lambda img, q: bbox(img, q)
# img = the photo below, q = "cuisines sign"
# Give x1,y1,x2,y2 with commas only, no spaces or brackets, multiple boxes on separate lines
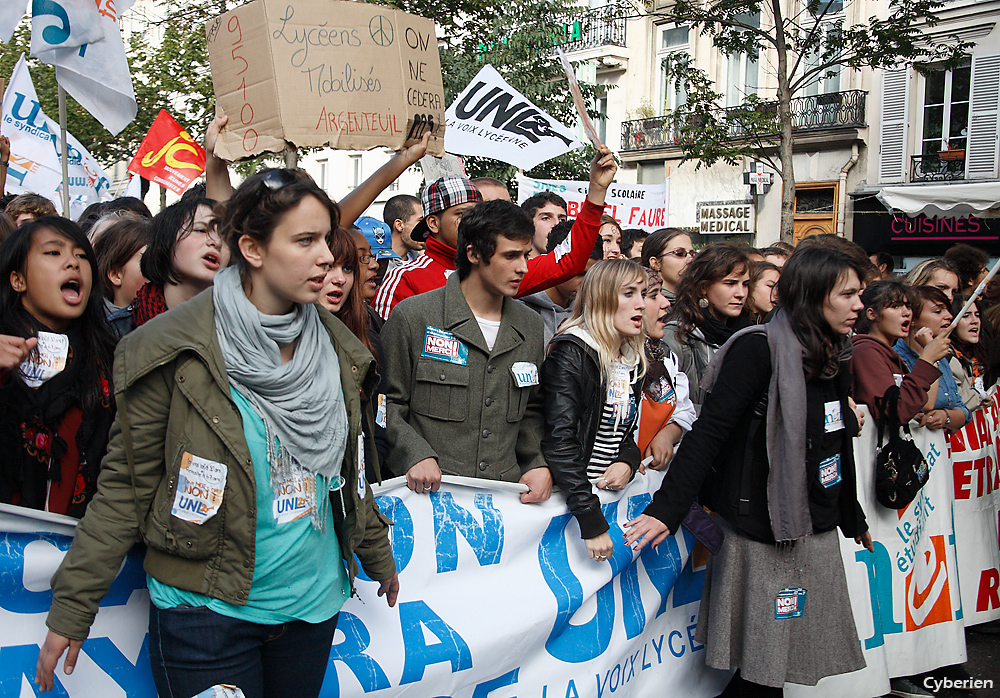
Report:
697,200,754,235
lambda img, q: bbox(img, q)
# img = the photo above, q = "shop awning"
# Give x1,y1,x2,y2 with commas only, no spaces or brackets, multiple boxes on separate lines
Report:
876,181,1000,218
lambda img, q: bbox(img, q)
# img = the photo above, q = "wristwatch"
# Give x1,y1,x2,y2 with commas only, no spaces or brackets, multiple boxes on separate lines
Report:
945,412,951,426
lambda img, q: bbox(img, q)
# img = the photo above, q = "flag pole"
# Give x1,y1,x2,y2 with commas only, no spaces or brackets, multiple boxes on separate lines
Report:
57,84,70,217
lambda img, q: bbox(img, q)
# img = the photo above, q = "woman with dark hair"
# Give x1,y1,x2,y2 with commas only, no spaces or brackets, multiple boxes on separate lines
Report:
317,226,388,477
132,190,228,327
640,228,694,303
894,285,970,431
36,169,398,698
747,260,780,322
950,296,991,413
625,245,873,697
662,241,751,412
92,217,151,339
851,280,948,423
0,217,115,517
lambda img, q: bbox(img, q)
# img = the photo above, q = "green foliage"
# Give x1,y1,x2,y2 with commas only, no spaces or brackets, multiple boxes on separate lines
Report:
654,0,973,171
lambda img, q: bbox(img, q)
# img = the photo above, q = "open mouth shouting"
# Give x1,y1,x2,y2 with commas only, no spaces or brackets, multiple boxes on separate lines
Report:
60,277,83,305
202,251,221,271
307,273,327,292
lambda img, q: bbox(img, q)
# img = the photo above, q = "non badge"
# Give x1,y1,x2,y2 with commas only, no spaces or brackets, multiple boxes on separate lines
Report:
774,588,807,619
421,326,469,366
818,454,842,488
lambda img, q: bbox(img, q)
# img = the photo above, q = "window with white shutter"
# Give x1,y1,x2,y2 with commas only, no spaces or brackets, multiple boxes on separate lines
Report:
879,67,910,183
967,53,1000,180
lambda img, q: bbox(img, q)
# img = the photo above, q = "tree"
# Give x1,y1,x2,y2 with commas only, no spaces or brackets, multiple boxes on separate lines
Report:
387,0,605,193
650,0,972,242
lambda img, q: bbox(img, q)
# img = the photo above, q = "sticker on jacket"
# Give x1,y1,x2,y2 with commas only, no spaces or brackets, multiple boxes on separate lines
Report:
824,400,844,433
171,452,227,525
375,393,387,428
774,587,807,619
193,686,246,698
357,433,366,499
818,453,842,488
272,470,317,524
421,326,469,365
511,362,539,387
19,331,69,388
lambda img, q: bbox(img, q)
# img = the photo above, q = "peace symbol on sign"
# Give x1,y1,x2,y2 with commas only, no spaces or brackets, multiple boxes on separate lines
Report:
369,15,394,46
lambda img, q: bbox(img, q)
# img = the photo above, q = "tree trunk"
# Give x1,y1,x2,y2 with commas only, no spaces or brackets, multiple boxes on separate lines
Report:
772,0,795,244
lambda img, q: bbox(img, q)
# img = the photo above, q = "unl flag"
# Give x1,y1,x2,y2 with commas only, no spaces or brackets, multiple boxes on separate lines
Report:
128,110,206,195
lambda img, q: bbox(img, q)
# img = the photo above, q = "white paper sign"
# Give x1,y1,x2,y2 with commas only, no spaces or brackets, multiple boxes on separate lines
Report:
18,331,69,388
445,64,582,170
517,172,669,232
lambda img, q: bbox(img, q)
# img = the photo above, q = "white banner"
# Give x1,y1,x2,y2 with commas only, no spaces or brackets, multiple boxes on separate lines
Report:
0,1,28,44
1,54,112,219
949,388,1000,626
790,412,966,698
36,0,137,136
30,0,105,57
445,64,582,170
516,173,669,232
0,473,732,697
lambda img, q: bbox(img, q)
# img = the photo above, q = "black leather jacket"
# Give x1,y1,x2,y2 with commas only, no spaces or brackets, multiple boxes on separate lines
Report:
541,333,643,539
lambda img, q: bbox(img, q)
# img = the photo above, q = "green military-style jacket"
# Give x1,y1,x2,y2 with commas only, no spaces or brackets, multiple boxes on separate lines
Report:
381,273,547,481
47,290,395,641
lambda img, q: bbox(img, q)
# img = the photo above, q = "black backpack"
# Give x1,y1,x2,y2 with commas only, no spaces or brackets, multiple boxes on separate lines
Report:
873,386,930,509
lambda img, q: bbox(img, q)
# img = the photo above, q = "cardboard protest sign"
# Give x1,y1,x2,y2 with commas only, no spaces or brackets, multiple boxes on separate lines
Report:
205,0,445,161
445,64,581,170
128,110,206,195
517,172,669,232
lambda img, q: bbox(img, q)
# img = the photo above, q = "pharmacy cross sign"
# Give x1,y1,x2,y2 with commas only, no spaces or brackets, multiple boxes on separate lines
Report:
744,162,772,196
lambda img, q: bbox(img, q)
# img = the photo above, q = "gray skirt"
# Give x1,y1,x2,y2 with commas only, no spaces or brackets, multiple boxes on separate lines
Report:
695,519,866,687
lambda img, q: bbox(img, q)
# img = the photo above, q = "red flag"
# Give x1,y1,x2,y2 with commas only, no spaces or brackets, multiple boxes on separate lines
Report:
128,110,206,195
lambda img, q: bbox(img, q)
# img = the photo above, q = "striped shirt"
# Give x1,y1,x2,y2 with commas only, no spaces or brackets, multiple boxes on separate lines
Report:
587,395,638,483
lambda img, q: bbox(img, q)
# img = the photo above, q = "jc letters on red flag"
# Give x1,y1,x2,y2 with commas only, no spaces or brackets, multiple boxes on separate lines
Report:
127,110,207,195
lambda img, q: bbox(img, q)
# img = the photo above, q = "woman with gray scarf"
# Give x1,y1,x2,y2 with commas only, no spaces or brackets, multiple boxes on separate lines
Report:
625,246,874,697
37,169,398,698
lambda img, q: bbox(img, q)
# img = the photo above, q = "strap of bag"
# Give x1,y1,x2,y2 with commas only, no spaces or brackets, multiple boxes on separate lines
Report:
739,390,768,516
114,391,146,537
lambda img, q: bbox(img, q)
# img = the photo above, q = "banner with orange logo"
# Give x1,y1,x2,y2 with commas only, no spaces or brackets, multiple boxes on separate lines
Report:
787,413,964,698
127,110,206,195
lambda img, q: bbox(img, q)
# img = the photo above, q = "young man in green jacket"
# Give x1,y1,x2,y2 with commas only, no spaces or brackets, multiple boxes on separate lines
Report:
381,199,553,503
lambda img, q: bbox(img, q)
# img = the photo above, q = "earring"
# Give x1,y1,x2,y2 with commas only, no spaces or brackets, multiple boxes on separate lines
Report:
698,297,709,309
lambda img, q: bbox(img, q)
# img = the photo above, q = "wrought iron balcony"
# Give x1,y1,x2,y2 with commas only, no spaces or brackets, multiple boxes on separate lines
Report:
910,152,966,182
554,3,627,52
621,90,867,151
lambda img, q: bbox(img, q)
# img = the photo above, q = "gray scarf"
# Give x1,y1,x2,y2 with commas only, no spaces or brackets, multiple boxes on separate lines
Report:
702,310,845,542
213,266,349,530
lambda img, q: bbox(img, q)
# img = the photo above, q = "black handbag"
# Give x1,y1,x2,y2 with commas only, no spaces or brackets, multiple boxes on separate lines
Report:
873,386,930,509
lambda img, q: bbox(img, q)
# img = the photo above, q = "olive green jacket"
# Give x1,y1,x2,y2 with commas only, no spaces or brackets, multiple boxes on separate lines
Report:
47,290,396,641
381,273,547,481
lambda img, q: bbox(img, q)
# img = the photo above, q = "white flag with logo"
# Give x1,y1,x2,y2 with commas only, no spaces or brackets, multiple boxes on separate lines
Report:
1,54,112,218
32,0,137,136
0,0,27,44
445,64,582,170
30,0,104,56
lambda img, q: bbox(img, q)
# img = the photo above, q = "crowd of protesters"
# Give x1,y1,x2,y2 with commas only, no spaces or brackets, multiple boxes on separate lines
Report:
0,126,996,698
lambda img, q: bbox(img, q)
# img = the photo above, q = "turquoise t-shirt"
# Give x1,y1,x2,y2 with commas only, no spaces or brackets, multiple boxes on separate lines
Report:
148,388,350,624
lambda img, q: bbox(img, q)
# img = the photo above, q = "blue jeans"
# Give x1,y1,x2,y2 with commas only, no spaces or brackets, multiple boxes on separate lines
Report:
148,604,339,698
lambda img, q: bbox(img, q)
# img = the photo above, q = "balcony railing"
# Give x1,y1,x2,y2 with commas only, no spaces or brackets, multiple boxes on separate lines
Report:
554,4,627,52
621,90,867,151
911,153,966,182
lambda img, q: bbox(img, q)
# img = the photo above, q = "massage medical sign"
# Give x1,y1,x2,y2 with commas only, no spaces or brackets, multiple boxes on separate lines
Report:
696,201,754,236
205,0,446,160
